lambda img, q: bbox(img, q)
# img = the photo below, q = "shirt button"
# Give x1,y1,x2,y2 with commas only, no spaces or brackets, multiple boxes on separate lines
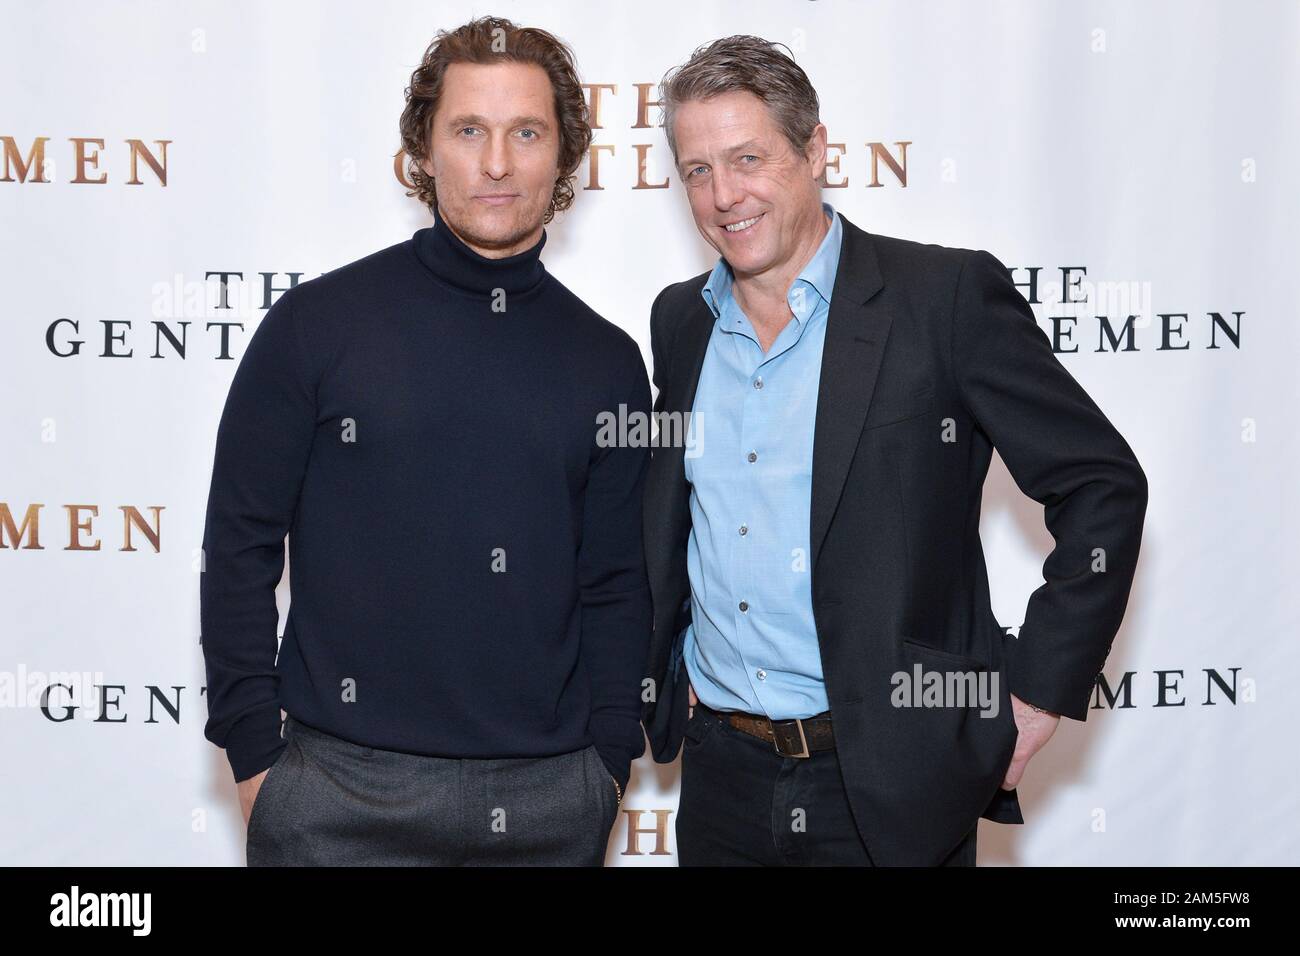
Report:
747,451,758,463
753,377,764,389
738,601,749,612
757,669,767,681
739,524,748,536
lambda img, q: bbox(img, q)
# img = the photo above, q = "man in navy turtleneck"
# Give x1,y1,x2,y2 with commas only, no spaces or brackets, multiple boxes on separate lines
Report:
199,18,651,865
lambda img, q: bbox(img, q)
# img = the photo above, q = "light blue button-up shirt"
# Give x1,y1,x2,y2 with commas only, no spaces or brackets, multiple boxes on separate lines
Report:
682,202,842,719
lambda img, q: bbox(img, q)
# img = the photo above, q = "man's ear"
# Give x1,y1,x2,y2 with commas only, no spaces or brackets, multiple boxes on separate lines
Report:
804,123,829,181
417,114,437,180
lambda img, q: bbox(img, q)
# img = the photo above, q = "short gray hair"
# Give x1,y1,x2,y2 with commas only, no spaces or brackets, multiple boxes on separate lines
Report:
660,35,821,163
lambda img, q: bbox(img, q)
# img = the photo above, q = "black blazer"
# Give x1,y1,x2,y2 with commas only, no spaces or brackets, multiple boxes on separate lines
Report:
640,210,1148,866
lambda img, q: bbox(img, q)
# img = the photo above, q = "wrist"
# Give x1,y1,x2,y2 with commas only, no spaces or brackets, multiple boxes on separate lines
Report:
1012,691,1058,718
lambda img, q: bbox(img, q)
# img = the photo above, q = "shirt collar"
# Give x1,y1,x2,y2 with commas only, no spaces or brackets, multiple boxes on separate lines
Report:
701,201,843,319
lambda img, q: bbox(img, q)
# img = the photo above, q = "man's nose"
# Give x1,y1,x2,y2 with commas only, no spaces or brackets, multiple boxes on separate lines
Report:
711,167,741,210
482,131,511,180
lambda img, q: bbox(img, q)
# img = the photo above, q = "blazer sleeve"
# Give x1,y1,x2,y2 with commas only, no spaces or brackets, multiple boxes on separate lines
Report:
950,249,1149,721
641,283,697,763
648,285,672,417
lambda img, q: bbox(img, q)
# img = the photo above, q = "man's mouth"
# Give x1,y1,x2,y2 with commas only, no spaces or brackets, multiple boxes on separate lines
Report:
475,194,519,206
722,213,764,234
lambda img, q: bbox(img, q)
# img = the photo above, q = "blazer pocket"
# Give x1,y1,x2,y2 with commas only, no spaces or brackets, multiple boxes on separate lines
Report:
863,387,935,429
901,636,988,673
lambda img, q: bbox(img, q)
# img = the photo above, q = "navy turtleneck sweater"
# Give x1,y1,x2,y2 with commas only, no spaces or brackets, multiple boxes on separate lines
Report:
200,206,653,791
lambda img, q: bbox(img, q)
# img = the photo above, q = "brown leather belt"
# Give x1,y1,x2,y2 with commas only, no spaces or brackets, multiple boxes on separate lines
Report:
698,703,835,758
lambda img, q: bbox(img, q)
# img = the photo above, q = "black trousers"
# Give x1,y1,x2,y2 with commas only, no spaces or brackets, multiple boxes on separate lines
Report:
676,705,978,866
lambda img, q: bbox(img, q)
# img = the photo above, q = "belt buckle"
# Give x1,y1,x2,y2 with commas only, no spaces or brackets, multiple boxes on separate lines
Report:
772,717,811,758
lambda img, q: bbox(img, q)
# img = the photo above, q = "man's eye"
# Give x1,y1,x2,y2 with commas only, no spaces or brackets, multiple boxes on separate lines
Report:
518,129,537,140
740,155,758,164
688,166,708,177
459,127,481,137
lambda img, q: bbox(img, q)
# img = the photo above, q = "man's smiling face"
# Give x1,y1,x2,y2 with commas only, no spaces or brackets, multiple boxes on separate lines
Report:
672,90,827,281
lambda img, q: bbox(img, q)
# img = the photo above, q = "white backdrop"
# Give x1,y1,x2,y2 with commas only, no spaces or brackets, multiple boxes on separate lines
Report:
2,0,1297,866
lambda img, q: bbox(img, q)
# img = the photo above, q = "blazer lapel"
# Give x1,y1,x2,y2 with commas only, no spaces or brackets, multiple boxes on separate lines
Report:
810,214,889,568
668,296,715,418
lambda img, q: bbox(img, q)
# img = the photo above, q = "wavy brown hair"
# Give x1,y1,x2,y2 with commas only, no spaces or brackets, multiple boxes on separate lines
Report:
399,16,592,224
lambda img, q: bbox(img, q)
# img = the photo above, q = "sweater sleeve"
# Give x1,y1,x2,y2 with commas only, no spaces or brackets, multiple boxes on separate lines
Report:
951,250,1148,721
580,333,654,791
200,287,317,782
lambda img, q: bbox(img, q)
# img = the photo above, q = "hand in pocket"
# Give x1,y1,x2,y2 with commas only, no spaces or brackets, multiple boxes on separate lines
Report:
238,769,270,826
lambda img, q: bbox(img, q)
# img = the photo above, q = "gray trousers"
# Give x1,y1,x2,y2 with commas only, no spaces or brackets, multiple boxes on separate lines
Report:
246,714,620,866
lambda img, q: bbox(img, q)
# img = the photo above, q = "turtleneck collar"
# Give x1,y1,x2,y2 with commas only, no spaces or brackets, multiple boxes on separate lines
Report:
413,202,549,297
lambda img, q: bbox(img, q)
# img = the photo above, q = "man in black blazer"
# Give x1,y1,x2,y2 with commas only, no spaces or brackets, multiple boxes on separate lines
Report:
641,36,1148,866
